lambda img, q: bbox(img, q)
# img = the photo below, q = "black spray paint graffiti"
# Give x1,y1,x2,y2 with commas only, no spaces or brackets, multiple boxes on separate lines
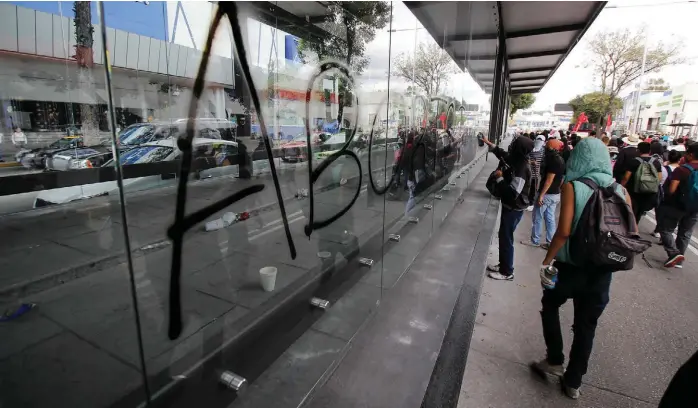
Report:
165,2,480,340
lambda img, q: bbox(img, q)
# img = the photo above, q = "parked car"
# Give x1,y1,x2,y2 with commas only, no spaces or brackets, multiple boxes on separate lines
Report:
48,147,112,171
16,136,87,170
279,134,310,162
33,138,245,207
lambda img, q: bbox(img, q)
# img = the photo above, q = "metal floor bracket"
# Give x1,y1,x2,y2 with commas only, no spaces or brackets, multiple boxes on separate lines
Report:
220,371,247,392
310,297,330,309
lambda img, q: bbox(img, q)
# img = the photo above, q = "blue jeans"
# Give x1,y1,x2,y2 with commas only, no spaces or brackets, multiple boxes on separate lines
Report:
531,193,560,245
499,207,525,276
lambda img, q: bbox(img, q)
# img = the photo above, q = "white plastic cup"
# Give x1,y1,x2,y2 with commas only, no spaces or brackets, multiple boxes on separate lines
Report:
259,266,278,292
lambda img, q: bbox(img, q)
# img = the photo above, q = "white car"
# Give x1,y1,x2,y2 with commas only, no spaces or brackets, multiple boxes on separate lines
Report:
33,138,244,207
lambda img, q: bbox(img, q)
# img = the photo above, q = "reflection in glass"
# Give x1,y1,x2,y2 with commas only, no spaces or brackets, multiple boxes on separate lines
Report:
0,2,498,407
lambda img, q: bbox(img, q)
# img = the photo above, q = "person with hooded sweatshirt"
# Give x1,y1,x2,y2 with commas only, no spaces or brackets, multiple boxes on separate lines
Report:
527,134,546,211
481,136,535,281
531,137,632,400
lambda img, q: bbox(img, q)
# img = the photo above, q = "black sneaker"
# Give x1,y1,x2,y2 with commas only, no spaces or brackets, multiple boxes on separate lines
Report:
664,254,685,268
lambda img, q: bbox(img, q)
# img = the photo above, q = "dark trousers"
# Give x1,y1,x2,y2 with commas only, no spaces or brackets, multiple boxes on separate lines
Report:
657,204,698,258
630,193,657,225
540,262,612,389
498,207,524,276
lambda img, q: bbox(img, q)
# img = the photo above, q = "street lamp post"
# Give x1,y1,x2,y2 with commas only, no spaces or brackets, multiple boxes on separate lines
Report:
388,23,423,126
633,32,649,134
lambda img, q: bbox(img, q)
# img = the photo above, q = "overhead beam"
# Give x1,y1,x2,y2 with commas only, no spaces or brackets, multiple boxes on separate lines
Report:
509,49,568,59
506,23,587,39
510,75,547,82
446,23,587,43
509,66,555,74
537,2,608,95
511,89,539,95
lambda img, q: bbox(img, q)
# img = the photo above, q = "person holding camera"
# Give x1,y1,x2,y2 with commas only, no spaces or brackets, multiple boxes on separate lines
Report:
481,135,535,281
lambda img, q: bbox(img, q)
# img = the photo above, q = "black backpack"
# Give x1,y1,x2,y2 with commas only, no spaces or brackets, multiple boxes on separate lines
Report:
570,178,652,272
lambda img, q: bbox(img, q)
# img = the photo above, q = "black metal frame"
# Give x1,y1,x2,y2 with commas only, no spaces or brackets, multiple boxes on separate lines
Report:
509,67,555,74
487,1,506,144
510,75,547,82
446,22,588,42
536,2,607,92
508,49,568,59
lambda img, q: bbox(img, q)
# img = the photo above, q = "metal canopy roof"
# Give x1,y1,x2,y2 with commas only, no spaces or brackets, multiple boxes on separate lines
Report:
405,1,606,95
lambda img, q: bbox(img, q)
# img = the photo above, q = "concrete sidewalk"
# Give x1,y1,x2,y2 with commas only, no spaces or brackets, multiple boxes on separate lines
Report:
458,207,698,407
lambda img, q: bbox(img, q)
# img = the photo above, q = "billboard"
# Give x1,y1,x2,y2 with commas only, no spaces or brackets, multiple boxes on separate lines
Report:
284,35,301,63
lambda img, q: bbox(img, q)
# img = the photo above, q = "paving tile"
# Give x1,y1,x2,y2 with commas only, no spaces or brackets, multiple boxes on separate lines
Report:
459,349,654,408
229,330,346,408
312,281,380,341
0,331,144,408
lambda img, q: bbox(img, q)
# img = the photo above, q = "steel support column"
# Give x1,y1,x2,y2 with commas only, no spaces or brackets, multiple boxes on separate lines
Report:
488,43,504,144
488,2,506,144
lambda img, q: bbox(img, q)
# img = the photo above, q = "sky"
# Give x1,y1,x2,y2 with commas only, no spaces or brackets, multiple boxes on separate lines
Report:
245,0,698,112
533,0,698,109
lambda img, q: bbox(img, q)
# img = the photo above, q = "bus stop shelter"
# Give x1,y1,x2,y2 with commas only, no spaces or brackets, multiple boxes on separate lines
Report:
406,1,606,142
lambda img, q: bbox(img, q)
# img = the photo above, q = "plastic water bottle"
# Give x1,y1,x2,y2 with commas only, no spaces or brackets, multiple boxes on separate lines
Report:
540,265,558,290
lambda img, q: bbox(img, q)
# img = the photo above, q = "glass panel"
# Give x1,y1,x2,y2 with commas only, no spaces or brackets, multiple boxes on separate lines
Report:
0,2,148,407
95,2,390,405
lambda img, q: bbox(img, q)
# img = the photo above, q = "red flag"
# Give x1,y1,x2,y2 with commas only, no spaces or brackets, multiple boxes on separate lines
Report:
606,114,612,131
573,112,588,132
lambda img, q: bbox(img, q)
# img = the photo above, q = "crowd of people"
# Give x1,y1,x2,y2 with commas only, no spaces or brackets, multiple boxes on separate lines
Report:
480,129,698,400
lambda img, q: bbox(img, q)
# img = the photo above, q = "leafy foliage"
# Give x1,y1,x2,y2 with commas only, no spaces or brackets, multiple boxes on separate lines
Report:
583,25,684,126
392,42,458,99
509,93,536,118
296,2,391,125
569,92,623,125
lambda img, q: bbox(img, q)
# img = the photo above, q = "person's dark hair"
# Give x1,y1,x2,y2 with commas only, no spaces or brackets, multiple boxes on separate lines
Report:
637,141,651,154
522,132,529,138
566,131,571,136
677,137,684,144
560,136,568,144
673,139,679,145
650,141,663,156
590,130,597,137
571,135,581,147
667,149,683,164
687,142,698,159
608,138,618,147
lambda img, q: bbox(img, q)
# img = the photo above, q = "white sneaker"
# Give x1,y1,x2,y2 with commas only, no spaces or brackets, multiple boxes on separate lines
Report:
488,271,514,281
561,378,580,400
652,232,660,238
526,206,534,212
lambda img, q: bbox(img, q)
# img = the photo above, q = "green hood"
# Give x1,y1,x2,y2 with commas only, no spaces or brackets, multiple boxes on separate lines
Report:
565,137,615,187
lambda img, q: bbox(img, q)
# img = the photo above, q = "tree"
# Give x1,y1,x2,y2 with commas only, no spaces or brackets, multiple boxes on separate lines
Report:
297,2,391,127
644,78,670,92
584,25,684,128
73,1,100,145
393,42,458,101
569,92,623,125
509,93,535,119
